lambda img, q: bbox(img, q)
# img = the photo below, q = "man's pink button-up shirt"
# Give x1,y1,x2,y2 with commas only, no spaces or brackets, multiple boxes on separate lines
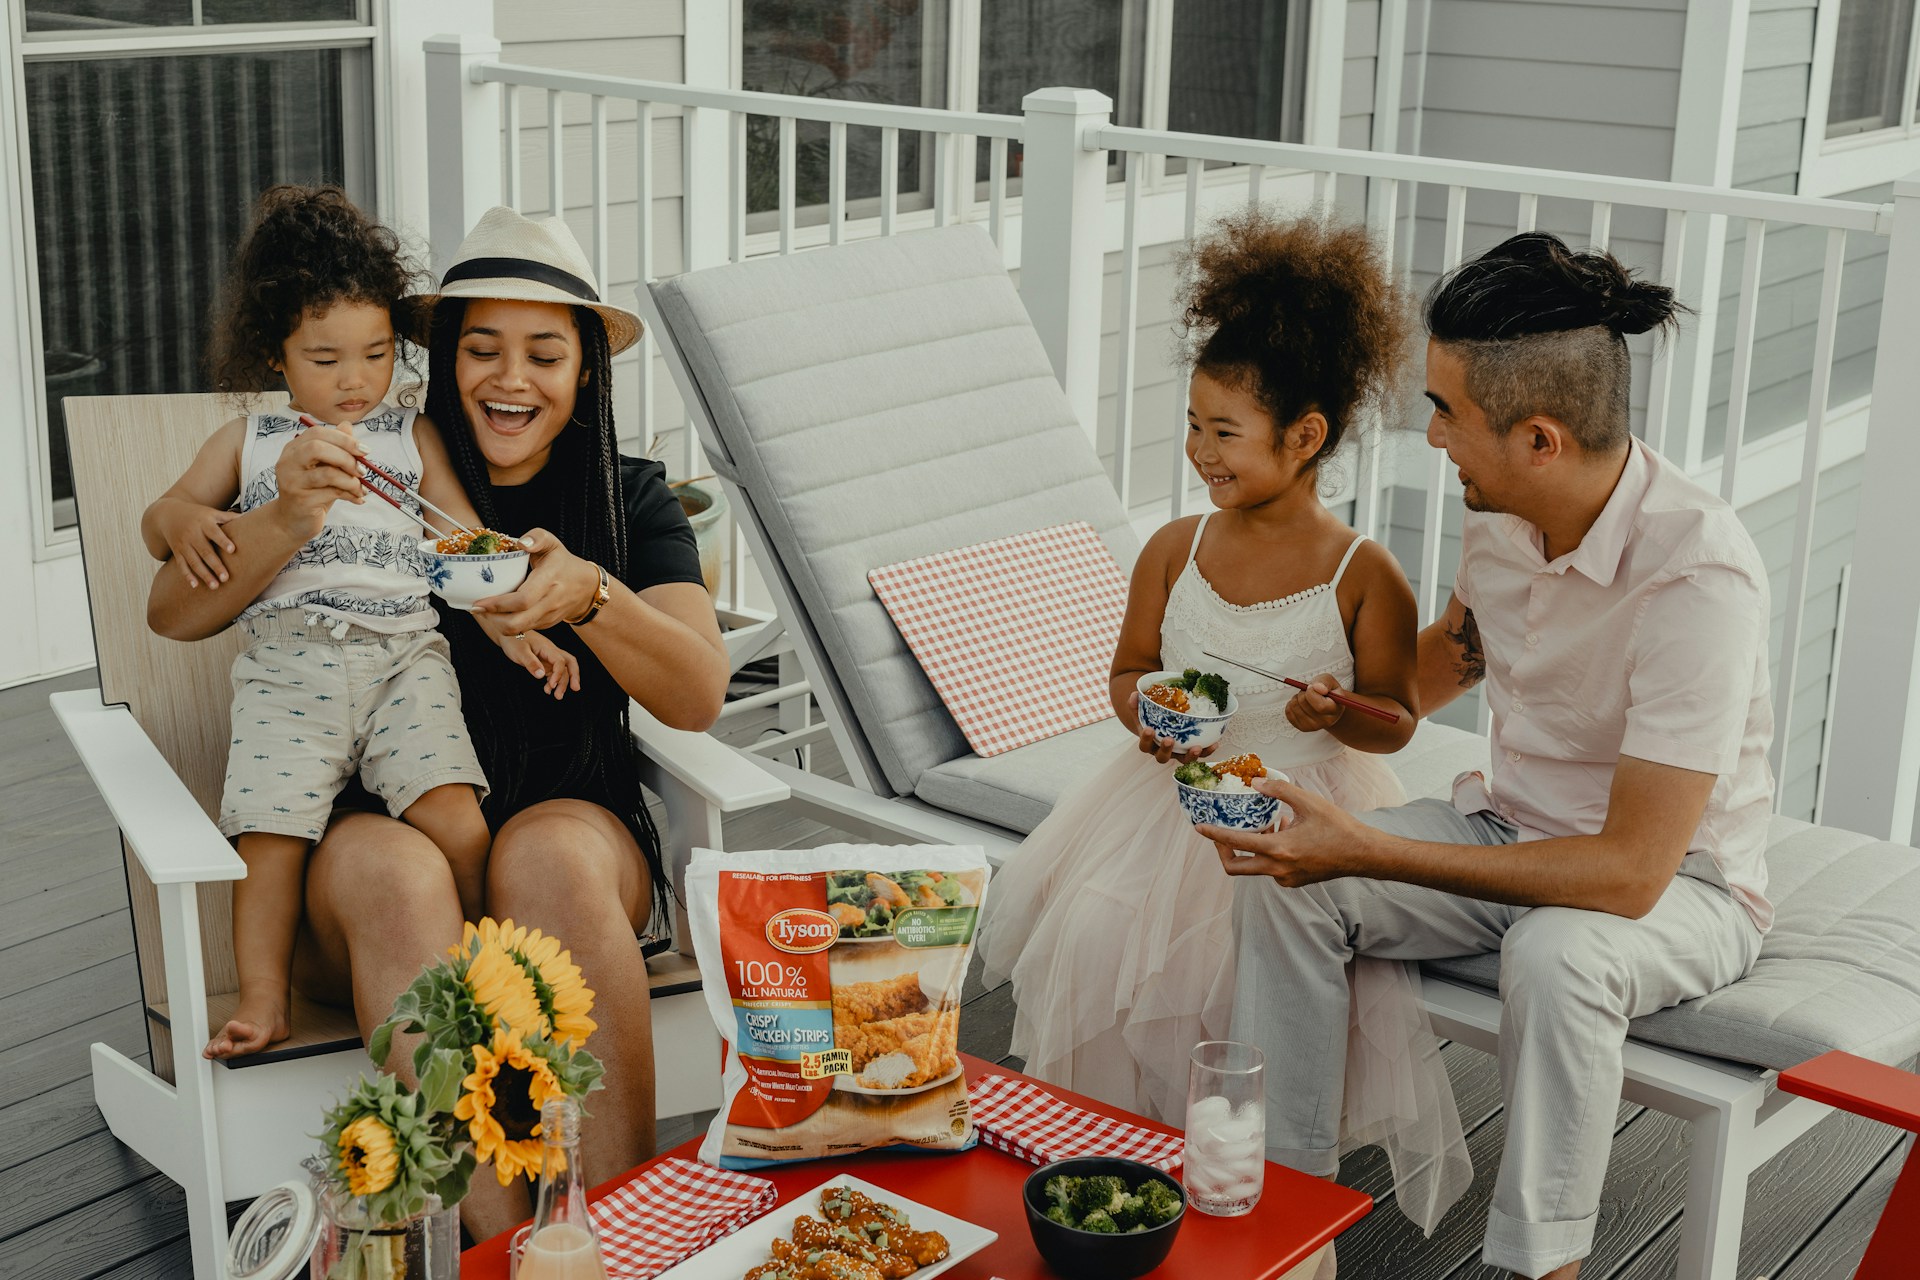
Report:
1450,438,1776,930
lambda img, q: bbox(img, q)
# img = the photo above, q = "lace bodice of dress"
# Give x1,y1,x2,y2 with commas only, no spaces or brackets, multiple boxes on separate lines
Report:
1159,514,1364,768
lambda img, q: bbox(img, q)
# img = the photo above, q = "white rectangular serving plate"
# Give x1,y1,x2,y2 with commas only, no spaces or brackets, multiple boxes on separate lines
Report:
653,1172,998,1279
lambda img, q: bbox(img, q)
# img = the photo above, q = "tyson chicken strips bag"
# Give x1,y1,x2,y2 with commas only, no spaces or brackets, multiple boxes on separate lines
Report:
686,844,991,1170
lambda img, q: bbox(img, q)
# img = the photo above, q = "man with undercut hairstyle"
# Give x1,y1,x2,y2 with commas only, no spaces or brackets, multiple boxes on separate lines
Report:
1202,232,1775,1279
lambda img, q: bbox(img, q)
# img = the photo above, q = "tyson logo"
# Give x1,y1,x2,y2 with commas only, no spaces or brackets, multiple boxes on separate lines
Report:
766,908,839,954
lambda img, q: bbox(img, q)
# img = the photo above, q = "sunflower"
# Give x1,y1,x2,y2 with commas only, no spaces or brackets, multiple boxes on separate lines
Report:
514,927,598,1048
455,1029,566,1185
462,918,597,1048
336,1115,399,1196
463,932,545,1038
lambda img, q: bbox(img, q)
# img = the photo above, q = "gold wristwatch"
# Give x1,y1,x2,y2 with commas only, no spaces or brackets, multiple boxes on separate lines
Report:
569,563,610,626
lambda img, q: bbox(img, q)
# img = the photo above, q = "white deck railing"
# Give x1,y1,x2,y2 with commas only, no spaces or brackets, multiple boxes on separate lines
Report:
422,34,1920,847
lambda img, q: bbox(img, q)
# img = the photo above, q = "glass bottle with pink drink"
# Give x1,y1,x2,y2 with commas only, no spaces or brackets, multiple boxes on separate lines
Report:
510,1097,610,1280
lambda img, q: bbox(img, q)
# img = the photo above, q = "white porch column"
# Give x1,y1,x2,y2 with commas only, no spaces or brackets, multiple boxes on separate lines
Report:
1017,87,1111,444
424,33,504,275
1822,172,1920,841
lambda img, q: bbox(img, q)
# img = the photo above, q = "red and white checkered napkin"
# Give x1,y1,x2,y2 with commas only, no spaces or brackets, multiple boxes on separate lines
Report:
594,1157,777,1279
968,1073,1185,1173
867,521,1128,757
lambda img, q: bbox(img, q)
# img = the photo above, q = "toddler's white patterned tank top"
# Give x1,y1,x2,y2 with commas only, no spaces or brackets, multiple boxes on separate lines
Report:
235,403,436,634
1159,512,1366,769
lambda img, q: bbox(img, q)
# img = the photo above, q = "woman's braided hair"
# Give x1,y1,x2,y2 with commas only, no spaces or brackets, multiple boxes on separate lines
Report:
426,298,670,927
207,184,426,406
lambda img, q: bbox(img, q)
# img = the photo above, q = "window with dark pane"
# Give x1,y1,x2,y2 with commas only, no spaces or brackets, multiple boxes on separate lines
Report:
1168,0,1307,146
24,0,191,32
1827,0,1915,138
742,0,949,220
975,0,1146,182
27,48,369,526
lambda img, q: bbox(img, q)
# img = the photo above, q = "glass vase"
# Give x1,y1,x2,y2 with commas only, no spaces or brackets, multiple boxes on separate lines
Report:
310,1186,460,1280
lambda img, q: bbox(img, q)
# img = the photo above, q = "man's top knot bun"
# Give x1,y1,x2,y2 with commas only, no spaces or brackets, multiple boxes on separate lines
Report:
1426,231,1687,344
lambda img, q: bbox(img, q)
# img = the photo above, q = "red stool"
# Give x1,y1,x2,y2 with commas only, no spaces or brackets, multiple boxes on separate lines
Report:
1777,1052,1920,1278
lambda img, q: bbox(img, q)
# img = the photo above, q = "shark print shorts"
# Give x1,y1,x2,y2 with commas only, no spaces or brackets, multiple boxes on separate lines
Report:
219,608,488,841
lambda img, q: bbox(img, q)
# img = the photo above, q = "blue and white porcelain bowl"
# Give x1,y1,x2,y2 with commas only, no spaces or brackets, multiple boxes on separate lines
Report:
1136,670,1238,751
418,538,529,611
1175,772,1284,832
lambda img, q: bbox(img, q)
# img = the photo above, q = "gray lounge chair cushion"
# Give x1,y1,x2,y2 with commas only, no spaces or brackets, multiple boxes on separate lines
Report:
1422,819,1920,1072
652,226,1136,797
916,714,1491,835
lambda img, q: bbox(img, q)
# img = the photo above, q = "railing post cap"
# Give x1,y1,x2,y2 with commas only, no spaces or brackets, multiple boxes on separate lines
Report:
424,32,502,56
1021,87,1113,117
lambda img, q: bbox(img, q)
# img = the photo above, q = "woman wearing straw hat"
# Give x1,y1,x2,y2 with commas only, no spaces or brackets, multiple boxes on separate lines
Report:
148,207,729,1236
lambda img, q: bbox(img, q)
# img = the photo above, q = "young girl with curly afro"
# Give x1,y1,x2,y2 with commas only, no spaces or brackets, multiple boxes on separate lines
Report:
981,207,1442,1134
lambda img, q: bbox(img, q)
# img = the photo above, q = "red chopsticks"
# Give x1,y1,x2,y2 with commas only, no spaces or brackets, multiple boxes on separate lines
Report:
1201,648,1403,724
295,413,474,541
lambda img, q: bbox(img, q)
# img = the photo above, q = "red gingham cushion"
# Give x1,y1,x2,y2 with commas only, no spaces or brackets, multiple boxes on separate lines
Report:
591,1157,777,1278
968,1073,1185,1172
868,522,1127,757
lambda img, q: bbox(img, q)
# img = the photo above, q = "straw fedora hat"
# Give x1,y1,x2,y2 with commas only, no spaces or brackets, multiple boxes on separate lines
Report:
421,206,643,354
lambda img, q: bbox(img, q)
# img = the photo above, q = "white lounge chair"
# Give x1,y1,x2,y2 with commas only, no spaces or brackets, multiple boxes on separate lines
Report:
639,223,1920,1280
53,392,769,1280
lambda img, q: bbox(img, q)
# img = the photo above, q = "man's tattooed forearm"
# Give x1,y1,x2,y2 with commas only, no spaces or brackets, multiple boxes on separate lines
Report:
1444,608,1485,688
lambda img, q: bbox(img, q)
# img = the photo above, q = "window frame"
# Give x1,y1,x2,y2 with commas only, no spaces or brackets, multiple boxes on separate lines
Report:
4,0,393,557
727,0,1342,256
1799,0,1920,197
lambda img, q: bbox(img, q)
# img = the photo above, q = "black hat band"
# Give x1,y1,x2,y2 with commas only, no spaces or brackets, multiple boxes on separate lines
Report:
440,256,600,303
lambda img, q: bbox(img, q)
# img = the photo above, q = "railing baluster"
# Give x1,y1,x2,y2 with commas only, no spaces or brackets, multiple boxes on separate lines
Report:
1183,160,1202,240
1812,562,1852,826
1589,200,1612,251
955,135,975,228
1517,191,1538,233
880,126,899,237
1248,163,1264,208
503,85,522,209
589,95,608,289
1770,226,1847,796
828,120,847,246
636,100,655,448
1643,207,1687,457
547,89,564,219
1355,175,1401,544
989,135,1008,246
1420,185,1470,625
730,112,747,263
1113,150,1144,510
934,132,952,227
1313,169,1333,208
777,115,796,254
1720,218,1767,503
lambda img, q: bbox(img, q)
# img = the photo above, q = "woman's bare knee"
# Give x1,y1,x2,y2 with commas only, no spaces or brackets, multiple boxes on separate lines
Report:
487,803,643,924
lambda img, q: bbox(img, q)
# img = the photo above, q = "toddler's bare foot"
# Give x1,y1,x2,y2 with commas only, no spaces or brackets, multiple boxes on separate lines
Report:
204,990,290,1059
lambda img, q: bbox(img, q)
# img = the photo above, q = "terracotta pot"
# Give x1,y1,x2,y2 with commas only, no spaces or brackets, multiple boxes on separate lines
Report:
677,481,730,595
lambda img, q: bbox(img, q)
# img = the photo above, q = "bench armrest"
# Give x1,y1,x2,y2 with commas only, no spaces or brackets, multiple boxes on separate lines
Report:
1778,1050,1920,1133
628,698,789,812
51,689,244,885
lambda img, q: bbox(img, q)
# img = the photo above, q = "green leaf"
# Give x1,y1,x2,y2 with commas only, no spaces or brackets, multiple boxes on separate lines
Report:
367,1021,394,1069
418,1047,466,1116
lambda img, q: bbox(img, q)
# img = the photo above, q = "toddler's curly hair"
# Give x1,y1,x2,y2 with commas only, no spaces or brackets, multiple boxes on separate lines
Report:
1177,208,1412,467
206,184,426,402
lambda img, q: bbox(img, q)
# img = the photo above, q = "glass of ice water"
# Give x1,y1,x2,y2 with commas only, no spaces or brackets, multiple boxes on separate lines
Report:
1183,1040,1267,1217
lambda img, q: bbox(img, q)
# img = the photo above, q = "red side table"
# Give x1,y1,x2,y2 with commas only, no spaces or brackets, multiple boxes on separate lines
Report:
463,1052,1370,1279
1777,1050,1920,1279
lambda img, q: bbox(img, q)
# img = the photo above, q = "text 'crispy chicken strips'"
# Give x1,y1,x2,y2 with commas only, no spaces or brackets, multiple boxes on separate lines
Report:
686,844,992,1170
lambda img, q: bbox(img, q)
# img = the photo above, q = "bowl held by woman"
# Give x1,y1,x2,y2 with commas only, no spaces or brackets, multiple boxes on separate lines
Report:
1173,755,1290,833
419,535,529,611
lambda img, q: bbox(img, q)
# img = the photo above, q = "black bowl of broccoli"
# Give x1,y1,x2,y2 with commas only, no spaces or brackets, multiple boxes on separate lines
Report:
1022,1157,1186,1278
